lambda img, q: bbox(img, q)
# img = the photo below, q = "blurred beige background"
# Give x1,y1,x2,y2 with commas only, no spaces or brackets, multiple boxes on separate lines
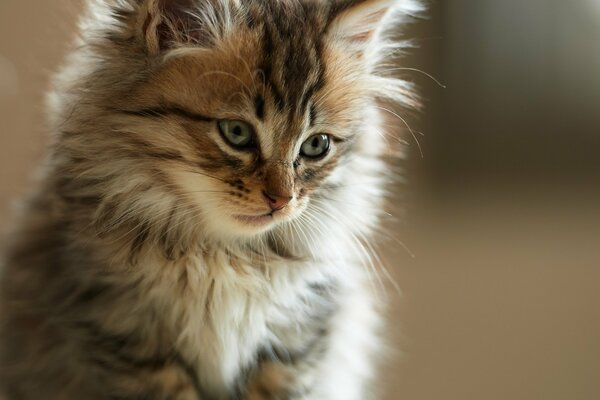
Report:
1,1,599,399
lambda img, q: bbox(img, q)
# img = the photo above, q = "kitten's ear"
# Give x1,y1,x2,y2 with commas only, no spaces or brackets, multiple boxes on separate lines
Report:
133,0,200,55
326,0,423,108
328,0,398,44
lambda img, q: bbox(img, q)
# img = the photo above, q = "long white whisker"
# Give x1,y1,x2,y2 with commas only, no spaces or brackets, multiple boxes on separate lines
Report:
385,67,447,88
376,106,424,158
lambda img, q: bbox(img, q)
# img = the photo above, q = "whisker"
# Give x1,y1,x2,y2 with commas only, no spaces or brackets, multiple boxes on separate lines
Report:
375,106,424,158
180,169,228,183
385,67,447,88
197,70,253,97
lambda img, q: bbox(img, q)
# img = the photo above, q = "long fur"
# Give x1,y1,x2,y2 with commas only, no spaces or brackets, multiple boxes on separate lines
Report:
0,1,422,399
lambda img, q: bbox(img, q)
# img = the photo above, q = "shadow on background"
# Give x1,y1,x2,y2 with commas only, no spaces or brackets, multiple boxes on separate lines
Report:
0,1,598,399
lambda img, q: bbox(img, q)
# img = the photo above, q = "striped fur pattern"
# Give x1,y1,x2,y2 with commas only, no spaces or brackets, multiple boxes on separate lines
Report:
0,0,422,399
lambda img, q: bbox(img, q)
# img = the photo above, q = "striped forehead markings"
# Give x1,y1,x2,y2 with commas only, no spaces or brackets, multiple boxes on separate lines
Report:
254,3,326,119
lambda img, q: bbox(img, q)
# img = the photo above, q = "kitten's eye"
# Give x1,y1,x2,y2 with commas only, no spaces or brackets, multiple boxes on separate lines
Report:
218,120,254,148
300,134,330,159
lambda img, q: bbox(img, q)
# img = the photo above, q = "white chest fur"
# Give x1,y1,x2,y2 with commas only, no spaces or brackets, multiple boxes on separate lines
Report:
145,250,340,398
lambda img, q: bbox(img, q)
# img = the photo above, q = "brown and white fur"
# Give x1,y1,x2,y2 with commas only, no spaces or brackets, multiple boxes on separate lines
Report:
0,0,422,399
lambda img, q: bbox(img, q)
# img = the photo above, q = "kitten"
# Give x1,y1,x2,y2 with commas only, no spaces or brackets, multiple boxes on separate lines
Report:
0,0,421,399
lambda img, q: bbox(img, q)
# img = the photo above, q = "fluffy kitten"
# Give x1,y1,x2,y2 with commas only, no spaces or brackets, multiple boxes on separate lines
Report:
0,0,421,399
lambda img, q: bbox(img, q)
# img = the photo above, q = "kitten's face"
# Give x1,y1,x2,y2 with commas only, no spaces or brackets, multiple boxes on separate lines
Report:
109,1,370,239
61,0,415,246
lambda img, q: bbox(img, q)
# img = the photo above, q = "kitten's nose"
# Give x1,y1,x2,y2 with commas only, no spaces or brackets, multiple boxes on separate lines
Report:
262,190,292,212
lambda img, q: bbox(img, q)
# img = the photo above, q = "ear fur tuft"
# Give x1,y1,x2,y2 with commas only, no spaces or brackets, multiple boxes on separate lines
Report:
137,0,201,54
328,0,424,108
97,0,232,55
329,0,397,44
328,0,423,45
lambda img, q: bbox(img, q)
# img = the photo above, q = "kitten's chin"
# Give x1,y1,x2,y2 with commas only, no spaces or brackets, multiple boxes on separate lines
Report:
204,211,277,239
209,210,300,240
232,213,274,227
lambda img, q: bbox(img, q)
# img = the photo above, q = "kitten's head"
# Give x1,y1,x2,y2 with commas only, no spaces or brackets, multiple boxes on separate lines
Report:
52,0,420,255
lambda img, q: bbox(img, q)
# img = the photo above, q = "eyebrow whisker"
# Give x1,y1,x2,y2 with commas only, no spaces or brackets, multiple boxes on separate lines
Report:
118,106,213,123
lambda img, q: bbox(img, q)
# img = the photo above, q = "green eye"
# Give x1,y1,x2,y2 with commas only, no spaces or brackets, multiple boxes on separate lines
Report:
300,134,330,159
218,120,254,148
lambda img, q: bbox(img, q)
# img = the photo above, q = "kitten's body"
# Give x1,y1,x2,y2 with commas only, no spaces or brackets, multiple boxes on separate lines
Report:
0,1,421,399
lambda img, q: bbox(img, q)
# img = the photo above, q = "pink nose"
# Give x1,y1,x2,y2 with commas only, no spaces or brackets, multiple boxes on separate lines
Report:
262,190,292,211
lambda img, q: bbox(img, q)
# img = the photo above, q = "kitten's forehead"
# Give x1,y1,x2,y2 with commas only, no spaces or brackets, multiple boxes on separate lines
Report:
244,1,326,120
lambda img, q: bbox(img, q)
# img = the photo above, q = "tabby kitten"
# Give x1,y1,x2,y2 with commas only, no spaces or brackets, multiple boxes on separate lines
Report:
0,0,421,399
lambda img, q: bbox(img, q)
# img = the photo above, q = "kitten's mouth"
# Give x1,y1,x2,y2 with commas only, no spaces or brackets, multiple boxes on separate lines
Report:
233,213,274,226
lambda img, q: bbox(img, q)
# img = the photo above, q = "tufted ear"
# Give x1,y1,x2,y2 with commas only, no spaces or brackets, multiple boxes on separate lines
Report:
325,0,424,107
328,0,399,45
132,0,202,55
106,0,234,55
